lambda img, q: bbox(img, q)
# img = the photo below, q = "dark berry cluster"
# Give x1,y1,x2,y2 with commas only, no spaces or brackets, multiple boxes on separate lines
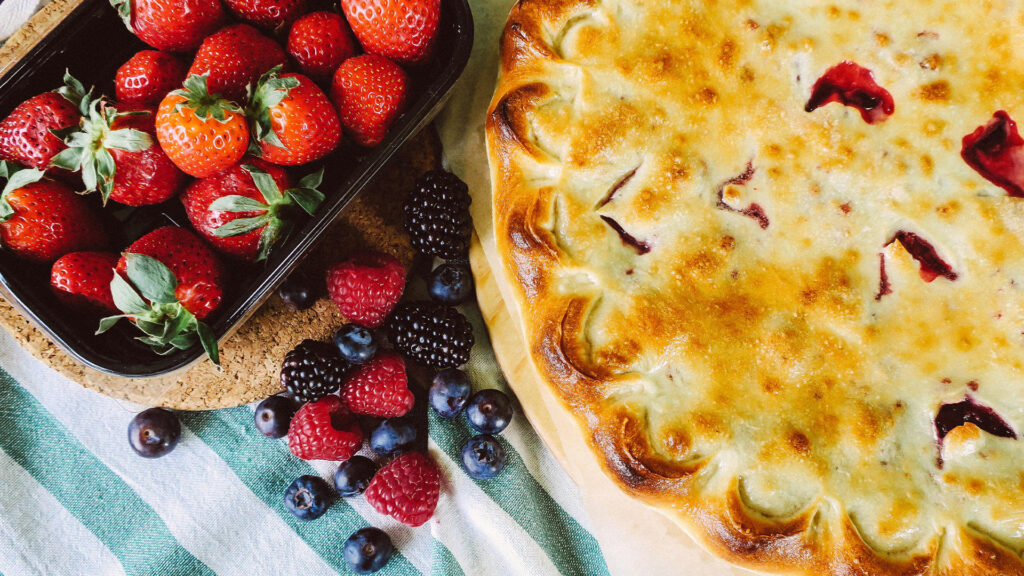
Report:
386,301,474,369
279,339,350,403
403,170,472,260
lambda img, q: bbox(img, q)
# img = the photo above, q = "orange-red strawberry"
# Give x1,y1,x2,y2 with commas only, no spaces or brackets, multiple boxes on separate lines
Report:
115,50,187,106
365,452,440,527
0,73,89,171
50,251,119,313
0,162,108,262
181,159,325,261
288,395,364,461
249,69,341,165
326,251,406,328
52,101,185,206
110,0,225,53
99,226,226,365
342,351,414,418
340,0,440,65
223,0,307,32
155,74,249,178
188,24,289,103
330,55,409,148
287,12,357,81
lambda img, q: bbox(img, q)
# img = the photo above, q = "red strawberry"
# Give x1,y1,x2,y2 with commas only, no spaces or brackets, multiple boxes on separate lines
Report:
342,351,414,417
188,24,289,103
0,74,88,171
111,0,225,53
223,0,307,31
330,55,409,148
287,12,357,81
288,395,364,461
52,101,186,206
0,162,108,262
181,159,325,261
50,252,119,313
115,51,187,106
341,0,440,65
155,75,250,178
326,251,406,328
99,226,226,364
248,69,341,165
365,452,440,527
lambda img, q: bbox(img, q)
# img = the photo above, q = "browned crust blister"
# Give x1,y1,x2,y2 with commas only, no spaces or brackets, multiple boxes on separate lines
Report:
485,1,1024,574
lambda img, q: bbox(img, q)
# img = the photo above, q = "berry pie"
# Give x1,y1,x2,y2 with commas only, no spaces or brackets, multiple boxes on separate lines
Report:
486,0,1024,574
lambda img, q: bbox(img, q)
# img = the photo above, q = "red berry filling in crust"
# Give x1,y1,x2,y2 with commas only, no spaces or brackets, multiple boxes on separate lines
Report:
805,61,894,124
936,396,1017,442
885,231,958,283
715,162,770,229
960,110,1024,198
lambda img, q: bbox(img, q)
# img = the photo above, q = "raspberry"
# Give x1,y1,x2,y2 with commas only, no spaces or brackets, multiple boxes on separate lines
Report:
288,396,364,461
386,301,474,369
280,340,350,403
365,452,440,527
342,351,415,418
326,252,405,328
404,171,472,259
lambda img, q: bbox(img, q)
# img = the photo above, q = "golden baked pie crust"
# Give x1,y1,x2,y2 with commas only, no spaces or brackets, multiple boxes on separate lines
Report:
486,0,1024,574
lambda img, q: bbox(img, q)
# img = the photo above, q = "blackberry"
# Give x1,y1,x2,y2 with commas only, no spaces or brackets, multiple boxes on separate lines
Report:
280,340,349,403
386,301,474,369
404,171,472,259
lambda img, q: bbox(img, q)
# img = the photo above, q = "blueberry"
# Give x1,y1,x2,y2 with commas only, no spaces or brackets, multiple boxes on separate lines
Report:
370,418,417,456
128,408,181,458
333,324,378,365
278,274,316,311
466,389,513,434
253,395,299,438
343,527,394,574
334,456,378,497
428,262,475,305
284,475,334,520
461,434,507,480
429,368,471,418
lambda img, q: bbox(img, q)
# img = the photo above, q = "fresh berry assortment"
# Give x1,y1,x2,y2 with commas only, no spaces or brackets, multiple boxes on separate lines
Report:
284,474,334,520
369,417,417,455
279,339,349,403
326,251,406,328
254,395,300,438
288,395,364,461
128,407,182,458
333,323,378,365
343,527,394,574
461,434,506,480
428,261,475,305
404,170,473,260
466,389,514,435
342,352,414,418
386,301,474,369
429,368,471,418
365,451,440,527
334,455,378,497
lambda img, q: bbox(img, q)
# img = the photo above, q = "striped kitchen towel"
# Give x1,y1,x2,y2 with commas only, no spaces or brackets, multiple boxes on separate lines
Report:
0,302,610,575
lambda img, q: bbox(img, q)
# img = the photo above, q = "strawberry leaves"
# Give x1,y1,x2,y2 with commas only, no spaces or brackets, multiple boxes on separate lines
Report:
172,74,244,122
51,99,153,204
0,161,46,222
209,164,325,261
109,0,134,33
98,253,220,366
247,66,300,152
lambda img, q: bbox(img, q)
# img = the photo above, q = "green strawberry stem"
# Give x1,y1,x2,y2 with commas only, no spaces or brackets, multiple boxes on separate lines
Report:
173,74,244,122
50,99,153,205
245,66,300,152
108,0,134,33
0,161,46,222
209,164,325,261
56,71,93,114
97,253,220,367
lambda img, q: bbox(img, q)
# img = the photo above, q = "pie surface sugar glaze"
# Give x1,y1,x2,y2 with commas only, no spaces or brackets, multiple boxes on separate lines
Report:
486,0,1024,573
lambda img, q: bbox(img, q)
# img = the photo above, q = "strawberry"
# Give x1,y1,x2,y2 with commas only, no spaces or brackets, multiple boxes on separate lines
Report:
0,73,90,171
51,101,185,206
248,68,341,165
115,50,187,107
98,226,226,365
50,252,119,313
287,11,357,81
187,24,289,103
181,159,325,261
288,395,364,461
365,452,440,527
0,162,108,262
341,351,414,418
110,0,225,53
223,0,307,32
326,251,406,328
330,55,409,148
340,0,440,65
155,74,250,178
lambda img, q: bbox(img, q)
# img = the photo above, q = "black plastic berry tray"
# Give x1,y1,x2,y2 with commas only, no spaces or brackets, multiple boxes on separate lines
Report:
0,0,473,378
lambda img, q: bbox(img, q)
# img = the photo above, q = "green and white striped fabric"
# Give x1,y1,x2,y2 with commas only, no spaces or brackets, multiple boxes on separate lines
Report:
0,304,610,575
